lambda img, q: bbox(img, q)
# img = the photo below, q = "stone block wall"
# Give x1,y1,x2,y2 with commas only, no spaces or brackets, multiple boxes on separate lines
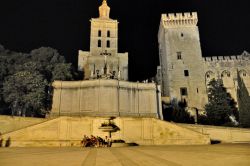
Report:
1,117,210,147
178,123,250,143
51,80,160,118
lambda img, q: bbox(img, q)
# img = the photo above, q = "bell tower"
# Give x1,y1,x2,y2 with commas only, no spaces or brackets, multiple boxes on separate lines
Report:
78,0,128,81
90,0,118,57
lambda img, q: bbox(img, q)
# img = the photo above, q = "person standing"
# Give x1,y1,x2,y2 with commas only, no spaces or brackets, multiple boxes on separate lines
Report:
107,137,112,147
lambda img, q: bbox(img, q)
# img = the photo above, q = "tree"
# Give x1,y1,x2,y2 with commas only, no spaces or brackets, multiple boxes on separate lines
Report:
0,46,9,114
52,63,74,81
0,45,77,117
163,99,195,124
29,47,76,112
30,47,66,82
3,71,47,117
205,79,238,126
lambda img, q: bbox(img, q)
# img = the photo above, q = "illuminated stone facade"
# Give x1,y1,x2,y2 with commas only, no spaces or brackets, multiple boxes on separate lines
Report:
157,12,250,111
51,1,162,119
78,0,128,80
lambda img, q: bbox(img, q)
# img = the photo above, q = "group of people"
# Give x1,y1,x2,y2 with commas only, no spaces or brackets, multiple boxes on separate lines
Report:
81,135,112,147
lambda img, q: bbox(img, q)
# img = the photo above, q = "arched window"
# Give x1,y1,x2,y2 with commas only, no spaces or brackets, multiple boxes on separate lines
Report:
98,40,102,47
205,71,215,83
107,30,110,37
221,71,230,78
106,40,110,48
239,70,248,77
98,30,101,37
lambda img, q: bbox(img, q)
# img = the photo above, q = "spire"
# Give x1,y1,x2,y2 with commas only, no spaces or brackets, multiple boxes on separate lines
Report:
99,0,110,19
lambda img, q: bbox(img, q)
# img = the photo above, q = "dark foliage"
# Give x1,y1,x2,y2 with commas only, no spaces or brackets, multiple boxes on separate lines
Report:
0,45,79,117
163,100,195,124
205,79,238,126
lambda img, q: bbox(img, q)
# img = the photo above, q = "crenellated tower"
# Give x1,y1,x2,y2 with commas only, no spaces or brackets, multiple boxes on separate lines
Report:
157,12,207,110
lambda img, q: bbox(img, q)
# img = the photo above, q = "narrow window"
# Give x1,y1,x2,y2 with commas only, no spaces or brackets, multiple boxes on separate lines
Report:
180,88,188,96
197,88,199,93
227,73,230,77
181,33,184,37
106,40,110,48
177,52,182,60
107,30,110,37
98,30,101,37
98,40,102,47
243,73,246,77
184,70,189,77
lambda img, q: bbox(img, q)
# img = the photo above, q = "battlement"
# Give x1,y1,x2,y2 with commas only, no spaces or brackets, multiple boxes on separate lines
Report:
203,51,250,62
161,12,198,27
204,56,240,62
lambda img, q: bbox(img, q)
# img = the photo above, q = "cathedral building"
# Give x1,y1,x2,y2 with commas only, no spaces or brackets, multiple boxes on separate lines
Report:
157,12,250,111
51,0,162,119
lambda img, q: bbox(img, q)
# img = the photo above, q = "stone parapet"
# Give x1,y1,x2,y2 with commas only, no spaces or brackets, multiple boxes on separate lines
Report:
161,12,198,28
51,79,161,118
203,51,250,62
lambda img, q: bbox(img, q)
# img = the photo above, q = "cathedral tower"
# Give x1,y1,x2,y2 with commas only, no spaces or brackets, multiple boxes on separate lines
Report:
78,0,128,80
90,0,118,57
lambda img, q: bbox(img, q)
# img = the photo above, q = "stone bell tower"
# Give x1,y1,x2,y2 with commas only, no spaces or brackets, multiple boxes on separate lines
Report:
78,0,128,80
90,0,118,57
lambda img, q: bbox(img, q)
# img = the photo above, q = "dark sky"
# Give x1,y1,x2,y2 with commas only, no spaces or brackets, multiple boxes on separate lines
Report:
0,0,250,81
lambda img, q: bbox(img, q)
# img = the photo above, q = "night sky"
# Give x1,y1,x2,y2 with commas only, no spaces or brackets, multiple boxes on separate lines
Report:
0,0,250,81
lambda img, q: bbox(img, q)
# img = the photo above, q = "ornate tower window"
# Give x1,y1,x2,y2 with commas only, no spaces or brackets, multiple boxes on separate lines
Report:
107,30,110,37
107,40,110,48
98,30,102,37
98,40,102,47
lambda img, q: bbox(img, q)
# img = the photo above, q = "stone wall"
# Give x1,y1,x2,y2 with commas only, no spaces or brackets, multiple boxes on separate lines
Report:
178,123,250,143
51,80,161,118
0,115,46,134
157,11,250,112
204,52,250,103
1,117,210,147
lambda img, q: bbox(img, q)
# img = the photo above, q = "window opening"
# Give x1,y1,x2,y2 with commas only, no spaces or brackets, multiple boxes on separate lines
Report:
184,70,189,77
180,88,188,96
98,40,102,47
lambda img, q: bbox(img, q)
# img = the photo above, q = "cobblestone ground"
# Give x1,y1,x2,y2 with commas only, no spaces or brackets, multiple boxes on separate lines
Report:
0,144,250,166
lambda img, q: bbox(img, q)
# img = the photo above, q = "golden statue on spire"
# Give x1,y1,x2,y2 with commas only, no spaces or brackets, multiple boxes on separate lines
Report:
99,0,110,19
102,0,107,4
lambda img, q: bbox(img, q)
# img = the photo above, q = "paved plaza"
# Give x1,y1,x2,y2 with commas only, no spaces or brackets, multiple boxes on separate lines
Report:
0,144,250,166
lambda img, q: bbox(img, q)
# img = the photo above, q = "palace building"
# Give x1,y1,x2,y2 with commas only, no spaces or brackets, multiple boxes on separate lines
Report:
157,12,250,112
